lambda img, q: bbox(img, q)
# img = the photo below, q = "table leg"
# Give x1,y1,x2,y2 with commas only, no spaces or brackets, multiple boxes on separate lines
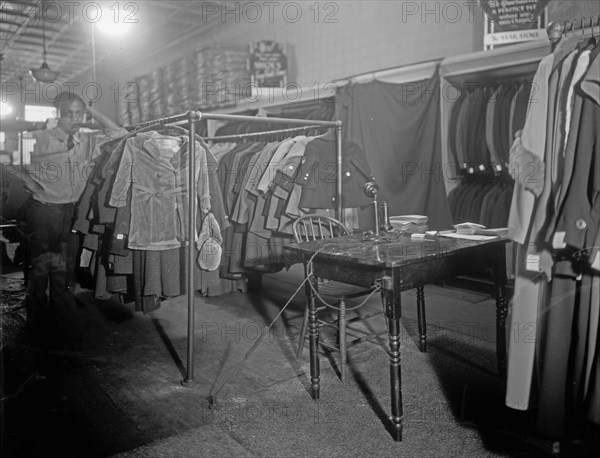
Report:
338,300,347,382
308,275,320,399
382,279,403,441
496,284,507,378
416,286,426,352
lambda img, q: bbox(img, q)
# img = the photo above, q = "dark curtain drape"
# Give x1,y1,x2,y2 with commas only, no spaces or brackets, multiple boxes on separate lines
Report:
335,71,452,231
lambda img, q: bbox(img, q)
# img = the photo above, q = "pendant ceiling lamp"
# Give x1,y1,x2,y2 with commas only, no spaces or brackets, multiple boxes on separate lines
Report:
29,0,59,83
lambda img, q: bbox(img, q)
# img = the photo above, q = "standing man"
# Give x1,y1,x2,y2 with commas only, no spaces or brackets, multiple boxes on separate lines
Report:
22,91,125,349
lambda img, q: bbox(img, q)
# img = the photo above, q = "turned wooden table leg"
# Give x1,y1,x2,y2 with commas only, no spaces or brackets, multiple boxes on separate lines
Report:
382,275,403,441
416,286,426,352
308,274,321,399
496,284,508,378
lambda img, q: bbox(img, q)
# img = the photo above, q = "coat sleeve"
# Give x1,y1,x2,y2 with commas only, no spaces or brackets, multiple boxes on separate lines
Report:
109,138,135,207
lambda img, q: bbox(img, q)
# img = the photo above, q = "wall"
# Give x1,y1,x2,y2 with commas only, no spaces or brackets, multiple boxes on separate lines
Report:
6,1,597,122
547,0,600,22
122,1,484,88
114,0,599,120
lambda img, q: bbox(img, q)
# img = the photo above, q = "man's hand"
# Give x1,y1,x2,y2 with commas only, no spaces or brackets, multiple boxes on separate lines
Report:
20,171,43,194
85,105,97,120
23,179,43,194
84,104,122,131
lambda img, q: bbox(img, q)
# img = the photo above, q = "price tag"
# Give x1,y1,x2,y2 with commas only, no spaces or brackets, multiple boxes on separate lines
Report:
526,254,540,272
552,232,566,249
80,248,92,268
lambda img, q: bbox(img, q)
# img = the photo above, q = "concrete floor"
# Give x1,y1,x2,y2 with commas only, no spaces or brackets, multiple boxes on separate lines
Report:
1,264,598,457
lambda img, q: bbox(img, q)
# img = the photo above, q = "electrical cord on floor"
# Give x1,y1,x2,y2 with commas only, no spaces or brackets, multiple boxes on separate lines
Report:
305,250,382,311
206,245,384,409
305,275,382,311
207,274,310,410
206,247,331,408
0,372,47,402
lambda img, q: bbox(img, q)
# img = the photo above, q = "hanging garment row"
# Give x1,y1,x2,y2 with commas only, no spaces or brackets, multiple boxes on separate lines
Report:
506,32,599,439
208,128,375,278
70,123,374,312
447,79,533,226
71,123,244,314
448,165,513,228
448,79,532,169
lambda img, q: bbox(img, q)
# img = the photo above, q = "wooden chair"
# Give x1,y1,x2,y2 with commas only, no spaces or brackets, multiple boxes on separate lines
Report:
292,214,386,381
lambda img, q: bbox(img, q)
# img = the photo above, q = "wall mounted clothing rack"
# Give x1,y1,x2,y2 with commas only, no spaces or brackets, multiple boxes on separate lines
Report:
125,111,343,385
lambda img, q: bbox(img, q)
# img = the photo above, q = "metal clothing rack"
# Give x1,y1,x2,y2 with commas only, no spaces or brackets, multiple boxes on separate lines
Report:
204,124,328,142
125,111,343,385
546,15,600,51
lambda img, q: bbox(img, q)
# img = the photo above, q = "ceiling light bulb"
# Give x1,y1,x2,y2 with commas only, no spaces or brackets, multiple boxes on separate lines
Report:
30,0,59,83
96,9,133,35
30,61,60,83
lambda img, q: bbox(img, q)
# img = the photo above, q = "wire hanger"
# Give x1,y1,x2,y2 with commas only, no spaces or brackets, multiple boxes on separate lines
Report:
578,18,586,41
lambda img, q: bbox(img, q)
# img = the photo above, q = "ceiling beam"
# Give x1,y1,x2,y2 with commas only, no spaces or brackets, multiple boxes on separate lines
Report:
0,0,40,54
4,12,77,81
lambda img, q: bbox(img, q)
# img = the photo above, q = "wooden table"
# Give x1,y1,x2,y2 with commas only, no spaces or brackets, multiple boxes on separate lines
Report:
283,231,509,441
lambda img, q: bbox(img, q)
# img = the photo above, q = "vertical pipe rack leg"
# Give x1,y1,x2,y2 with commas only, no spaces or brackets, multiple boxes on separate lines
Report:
124,111,341,387
335,123,343,224
182,111,200,387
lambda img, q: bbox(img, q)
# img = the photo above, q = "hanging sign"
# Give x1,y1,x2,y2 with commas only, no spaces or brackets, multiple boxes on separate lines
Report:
248,41,288,90
481,0,550,49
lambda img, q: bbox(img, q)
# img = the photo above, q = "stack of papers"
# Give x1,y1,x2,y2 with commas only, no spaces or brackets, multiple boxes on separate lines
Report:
453,222,486,235
436,226,507,241
390,215,428,233
390,215,428,225
437,231,500,241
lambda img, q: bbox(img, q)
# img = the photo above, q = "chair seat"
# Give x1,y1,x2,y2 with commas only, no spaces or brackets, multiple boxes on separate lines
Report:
317,280,372,300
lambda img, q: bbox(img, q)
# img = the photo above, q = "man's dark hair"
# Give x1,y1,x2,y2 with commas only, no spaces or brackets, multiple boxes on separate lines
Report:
53,91,86,108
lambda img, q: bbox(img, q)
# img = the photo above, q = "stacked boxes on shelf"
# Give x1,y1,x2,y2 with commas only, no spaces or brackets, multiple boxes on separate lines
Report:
120,45,251,124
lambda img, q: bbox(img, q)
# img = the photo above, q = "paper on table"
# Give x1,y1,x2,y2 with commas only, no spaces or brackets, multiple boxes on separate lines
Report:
436,230,500,241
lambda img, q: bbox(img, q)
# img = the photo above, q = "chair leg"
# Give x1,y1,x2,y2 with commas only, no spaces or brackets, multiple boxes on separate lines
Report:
416,286,427,352
338,299,347,382
296,306,309,357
